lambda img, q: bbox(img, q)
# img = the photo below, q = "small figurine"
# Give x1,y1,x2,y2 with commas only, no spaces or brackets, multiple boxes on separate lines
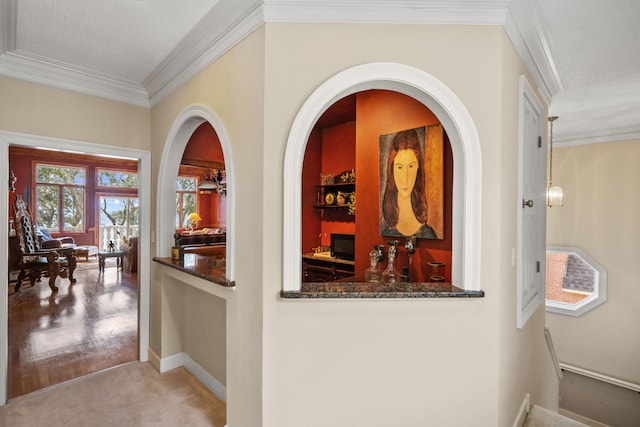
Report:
108,240,115,252
382,241,399,284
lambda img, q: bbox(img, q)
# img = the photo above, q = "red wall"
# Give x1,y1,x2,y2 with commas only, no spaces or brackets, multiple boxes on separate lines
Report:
182,122,226,229
302,89,453,282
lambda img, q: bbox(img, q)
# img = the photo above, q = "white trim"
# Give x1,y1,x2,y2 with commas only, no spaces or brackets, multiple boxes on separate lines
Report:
0,130,151,405
544,326,563,381
158,351,227,403
504,0,562,101
559,362,640,393
0,51,150,108
516,75,546,329
263,0,509,24
545,246,607,317
156,104,235,283
283,62,482,292
512,393,530,427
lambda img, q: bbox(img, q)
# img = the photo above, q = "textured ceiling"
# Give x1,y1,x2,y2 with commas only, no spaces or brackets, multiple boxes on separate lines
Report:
1,0,639,145
14,0,217,84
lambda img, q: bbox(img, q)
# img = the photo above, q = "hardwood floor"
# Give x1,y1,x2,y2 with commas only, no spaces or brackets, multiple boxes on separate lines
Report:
7,258,138,399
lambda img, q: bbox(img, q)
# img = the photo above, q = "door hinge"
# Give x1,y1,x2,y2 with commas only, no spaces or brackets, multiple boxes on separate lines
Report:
536,261,540,273
538,136,542,148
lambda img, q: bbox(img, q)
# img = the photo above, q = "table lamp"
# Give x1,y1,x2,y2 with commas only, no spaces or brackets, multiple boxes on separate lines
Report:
187,212,202,231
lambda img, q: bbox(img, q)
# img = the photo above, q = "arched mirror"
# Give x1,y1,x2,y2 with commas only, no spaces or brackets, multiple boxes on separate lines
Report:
546,246,607,316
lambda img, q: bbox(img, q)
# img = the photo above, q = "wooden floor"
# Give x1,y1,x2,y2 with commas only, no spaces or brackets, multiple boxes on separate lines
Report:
7,258,138,399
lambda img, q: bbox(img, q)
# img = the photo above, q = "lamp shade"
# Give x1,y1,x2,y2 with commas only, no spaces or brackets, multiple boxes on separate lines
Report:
547,186,564,207
197,179,217,190
187,212,202,222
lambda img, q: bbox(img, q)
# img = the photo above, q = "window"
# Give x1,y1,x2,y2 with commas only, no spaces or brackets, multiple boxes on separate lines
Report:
97,169,139,188
35,164,85,232
176,176,197,228
546,246,607,316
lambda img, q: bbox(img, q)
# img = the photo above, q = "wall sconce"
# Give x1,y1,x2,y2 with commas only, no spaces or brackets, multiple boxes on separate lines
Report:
547,116,563,207
197,169,226,194
187,212,202,231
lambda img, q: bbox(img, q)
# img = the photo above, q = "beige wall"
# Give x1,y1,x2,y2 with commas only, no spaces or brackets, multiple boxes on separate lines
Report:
259,23,552,426
0,76,150,148
496,33,560,426
546,140,640,384
149,28,266,427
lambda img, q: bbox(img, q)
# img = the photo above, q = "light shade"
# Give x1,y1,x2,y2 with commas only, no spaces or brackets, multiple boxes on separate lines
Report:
547,186,564,207
197,179,217,190
187,212,202,222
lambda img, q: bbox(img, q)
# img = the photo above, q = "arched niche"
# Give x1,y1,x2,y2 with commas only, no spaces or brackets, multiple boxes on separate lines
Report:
157,104,235,281
283,62,482,292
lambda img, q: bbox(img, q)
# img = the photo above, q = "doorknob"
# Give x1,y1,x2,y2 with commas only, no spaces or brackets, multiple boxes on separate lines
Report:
522,199,534,208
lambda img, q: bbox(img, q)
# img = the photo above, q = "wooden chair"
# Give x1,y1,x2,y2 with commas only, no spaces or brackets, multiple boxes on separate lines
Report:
12,195,77,293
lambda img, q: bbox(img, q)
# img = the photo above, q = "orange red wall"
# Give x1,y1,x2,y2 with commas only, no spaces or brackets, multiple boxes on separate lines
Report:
302,90,453,281
182,122,227,229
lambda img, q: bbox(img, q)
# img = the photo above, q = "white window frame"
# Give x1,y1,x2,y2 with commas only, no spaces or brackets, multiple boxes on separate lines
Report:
546,246,607,316
283,62,482,292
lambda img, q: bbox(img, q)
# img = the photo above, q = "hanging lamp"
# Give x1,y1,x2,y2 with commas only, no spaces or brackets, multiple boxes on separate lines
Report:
547,116,563,207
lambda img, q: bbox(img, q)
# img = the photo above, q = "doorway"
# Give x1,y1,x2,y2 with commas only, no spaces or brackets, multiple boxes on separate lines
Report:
1,133,151,404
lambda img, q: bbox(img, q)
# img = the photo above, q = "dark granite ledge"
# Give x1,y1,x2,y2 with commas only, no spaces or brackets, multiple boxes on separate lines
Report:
153,254,235,287
281,281,485,299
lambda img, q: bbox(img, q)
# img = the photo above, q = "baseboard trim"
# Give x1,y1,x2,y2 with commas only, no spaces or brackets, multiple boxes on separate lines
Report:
153,350,226,403
512,393,531,427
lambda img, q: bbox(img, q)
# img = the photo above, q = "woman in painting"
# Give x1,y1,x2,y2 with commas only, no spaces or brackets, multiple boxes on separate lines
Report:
381,129,437,239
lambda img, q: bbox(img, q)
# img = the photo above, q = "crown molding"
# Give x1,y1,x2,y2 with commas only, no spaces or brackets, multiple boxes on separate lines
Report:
146,1,264,106
0,51,150,107
262,0,509,24
503,0,561,103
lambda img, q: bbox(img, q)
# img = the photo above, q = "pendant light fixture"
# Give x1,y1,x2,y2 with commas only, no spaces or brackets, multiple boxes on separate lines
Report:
547,116,563,207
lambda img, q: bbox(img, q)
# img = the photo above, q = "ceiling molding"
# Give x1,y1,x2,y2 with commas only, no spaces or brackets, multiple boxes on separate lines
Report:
147,1,264,106
262,0,509,24
503,0,562,102
0,51,150,107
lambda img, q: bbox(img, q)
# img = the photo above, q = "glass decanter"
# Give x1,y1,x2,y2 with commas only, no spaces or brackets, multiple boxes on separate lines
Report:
382,242,399,284
365,250,382,283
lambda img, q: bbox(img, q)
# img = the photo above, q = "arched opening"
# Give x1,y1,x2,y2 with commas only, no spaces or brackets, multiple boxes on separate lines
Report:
155,104,235,408
284,62,482,292
156,104,235,279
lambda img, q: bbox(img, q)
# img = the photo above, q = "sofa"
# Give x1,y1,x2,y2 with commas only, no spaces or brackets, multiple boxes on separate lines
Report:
38,229,76,250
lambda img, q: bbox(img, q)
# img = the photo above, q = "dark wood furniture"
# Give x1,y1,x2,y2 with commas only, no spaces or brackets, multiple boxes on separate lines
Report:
12,195,77,293
302,253,355,282
98,250,125,272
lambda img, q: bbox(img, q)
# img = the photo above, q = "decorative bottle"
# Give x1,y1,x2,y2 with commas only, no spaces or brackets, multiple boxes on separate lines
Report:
382,242,399,284
365,250,382,283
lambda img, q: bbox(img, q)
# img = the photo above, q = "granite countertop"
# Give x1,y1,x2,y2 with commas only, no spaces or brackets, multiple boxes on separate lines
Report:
281,280,485,299
153,253,234,287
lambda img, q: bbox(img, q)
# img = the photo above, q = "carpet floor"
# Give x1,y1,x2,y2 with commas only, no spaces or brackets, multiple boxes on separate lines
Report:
0,362,226,426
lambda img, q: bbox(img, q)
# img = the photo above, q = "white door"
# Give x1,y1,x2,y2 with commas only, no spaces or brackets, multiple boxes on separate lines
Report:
517,76,547,329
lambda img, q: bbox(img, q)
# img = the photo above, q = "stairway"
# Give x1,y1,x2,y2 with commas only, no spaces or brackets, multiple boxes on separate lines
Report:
524,405,589,427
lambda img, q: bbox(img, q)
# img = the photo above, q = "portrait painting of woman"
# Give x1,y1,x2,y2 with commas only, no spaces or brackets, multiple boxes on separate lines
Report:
379,126,442,239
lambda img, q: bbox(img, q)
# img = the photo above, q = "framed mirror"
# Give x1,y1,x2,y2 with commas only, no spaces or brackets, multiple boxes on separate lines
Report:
546,246,607,316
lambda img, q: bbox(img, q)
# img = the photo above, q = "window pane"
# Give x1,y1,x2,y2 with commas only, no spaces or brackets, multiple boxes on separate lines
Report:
177,177,196,191
97,170,139,188
36,165,84,185
63,187,84,232
182,193,196,220
36,185,59,230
